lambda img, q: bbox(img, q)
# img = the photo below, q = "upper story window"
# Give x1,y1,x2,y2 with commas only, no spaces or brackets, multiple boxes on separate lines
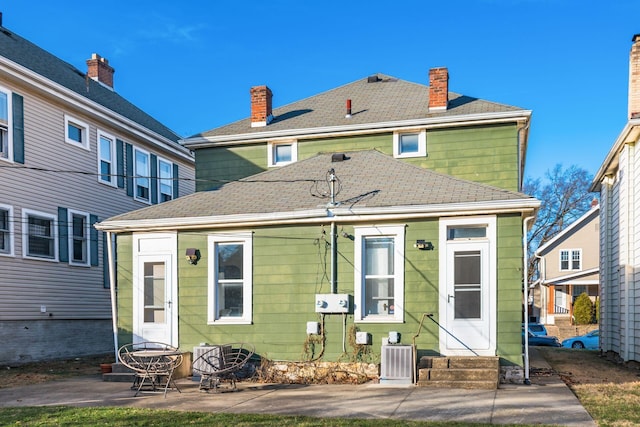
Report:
268,141,297,167
98,130,116,186
393,129,426,158
134,148,150,203
0,88,11,162
560,249,581,271
354,225,405,323
0,204,13,256
23,209,57,261
208,232,253,325
64,115,90,150
158,158,174,202
69,210,90,266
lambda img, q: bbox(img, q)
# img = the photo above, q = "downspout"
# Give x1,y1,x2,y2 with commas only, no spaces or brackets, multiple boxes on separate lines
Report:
523,214,535,385
106,231,119,361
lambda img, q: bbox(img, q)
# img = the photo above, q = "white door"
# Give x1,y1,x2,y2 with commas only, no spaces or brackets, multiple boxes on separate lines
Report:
133,254,175,345
443,240,492,354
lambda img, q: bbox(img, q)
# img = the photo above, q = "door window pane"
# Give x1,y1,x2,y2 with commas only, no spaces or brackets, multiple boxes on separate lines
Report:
454,250,481,319
143,262,165,323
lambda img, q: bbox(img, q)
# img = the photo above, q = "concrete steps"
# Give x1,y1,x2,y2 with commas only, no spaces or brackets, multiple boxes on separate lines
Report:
417,356,499,389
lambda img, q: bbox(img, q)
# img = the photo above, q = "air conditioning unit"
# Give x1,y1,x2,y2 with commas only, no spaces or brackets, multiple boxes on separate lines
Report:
380,344,413,384
193,345,231,378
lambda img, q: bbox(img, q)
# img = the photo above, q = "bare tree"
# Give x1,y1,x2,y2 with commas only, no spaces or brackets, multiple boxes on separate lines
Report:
524,164,595,282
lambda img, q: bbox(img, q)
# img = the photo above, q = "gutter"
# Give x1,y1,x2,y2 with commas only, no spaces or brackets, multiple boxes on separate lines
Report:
95,199,540,233
183,111,532,148
591,120,640,192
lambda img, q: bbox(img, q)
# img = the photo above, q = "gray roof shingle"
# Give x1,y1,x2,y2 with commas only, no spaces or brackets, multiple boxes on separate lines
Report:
0,25,182,145
192,74,525,140
104,150,535,223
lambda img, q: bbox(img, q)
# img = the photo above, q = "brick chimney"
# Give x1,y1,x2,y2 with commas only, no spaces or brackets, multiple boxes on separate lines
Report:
429,67,449,111
250,85,273,127
629,35,640,119
86,53,115,89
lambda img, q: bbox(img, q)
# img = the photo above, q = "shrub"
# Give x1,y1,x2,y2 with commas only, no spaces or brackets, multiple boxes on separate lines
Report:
573,292,593,325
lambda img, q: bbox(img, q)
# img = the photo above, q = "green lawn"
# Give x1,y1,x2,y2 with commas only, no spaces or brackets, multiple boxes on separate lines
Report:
0,407,539,427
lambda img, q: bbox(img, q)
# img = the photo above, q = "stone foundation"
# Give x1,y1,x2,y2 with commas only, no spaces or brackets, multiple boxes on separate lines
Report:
257,361,379,384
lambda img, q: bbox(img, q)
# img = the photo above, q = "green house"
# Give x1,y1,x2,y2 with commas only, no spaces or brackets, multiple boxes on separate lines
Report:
96,68,539,380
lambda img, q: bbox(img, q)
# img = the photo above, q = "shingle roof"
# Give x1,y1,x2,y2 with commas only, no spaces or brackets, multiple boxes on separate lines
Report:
0,25,182,144
104,150,536,223
192,74,525,140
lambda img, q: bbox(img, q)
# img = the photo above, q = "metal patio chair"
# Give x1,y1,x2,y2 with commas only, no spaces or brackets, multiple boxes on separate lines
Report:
192,342,255,392
117,341,183,397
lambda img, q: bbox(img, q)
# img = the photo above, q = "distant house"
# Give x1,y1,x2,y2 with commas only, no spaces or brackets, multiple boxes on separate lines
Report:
0,21,195,364
97,68,539,380
533,202,599,326
591,34,640,363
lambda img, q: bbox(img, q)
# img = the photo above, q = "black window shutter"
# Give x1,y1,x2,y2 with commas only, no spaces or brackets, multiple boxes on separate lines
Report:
102,233,109,288
116,139,125,189
58,207,68,262
125,143,133,197
150,154,158,204
90,214,99,266
12,93,24,164
173,163,179,199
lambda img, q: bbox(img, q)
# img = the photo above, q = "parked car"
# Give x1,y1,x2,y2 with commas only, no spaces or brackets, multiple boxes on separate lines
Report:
562,330,599,349
523,330,561,347
523,322,548,336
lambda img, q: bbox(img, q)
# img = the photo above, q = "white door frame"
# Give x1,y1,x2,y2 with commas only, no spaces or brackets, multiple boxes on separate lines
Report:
132,233,178,346
439,216,496,356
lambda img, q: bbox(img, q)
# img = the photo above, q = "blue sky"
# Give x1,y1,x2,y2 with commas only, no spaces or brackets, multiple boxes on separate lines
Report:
3,1,639,180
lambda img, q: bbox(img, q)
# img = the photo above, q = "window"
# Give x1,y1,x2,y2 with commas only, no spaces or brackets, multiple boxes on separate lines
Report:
0,204,13,256
97,130,116,186
64,115,90,150
23,209,57,261
267,141,297,166
0,88,11,161
134,148,150,203
560,249,581,271
354,225,405,322
208,232,253,324
158,158,174,202
69,210,89,266
393,129,426,158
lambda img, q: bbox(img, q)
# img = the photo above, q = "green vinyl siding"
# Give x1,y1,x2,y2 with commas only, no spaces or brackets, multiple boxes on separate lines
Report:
193,123,519,193
195,144,266,191
115,234,134,345
495,213,525,366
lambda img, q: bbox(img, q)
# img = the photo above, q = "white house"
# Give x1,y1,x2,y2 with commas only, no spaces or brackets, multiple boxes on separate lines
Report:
591,33,640,363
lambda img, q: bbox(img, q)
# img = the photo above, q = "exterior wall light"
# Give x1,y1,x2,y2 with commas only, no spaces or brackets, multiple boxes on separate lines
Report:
185,248,200,265
414,240,434,250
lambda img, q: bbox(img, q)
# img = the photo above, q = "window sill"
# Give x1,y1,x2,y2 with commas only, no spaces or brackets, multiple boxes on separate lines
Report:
355,317,404,324
207,319,252,326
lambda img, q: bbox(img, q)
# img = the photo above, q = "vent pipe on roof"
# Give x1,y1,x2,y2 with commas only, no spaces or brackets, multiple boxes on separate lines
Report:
345,99,352,118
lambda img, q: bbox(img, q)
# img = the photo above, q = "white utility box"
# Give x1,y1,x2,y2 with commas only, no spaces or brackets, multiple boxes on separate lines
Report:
306,321,320,335
315,293,352,313
355,331,371,345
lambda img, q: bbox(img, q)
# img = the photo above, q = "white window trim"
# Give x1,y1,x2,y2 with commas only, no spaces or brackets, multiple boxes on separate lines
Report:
0,203,14,257
22,209,58,262
354,225,405,323
133,147,151,204
267,140,298,167
68,209,90,267
0,84,13,163
560,249,582,271
97,130,117,187
157,156,174,202
393,129,426,158
64,114,90,150
208,232,253,325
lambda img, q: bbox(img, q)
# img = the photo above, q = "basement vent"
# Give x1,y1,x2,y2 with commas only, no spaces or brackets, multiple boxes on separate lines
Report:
380,344,413,384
